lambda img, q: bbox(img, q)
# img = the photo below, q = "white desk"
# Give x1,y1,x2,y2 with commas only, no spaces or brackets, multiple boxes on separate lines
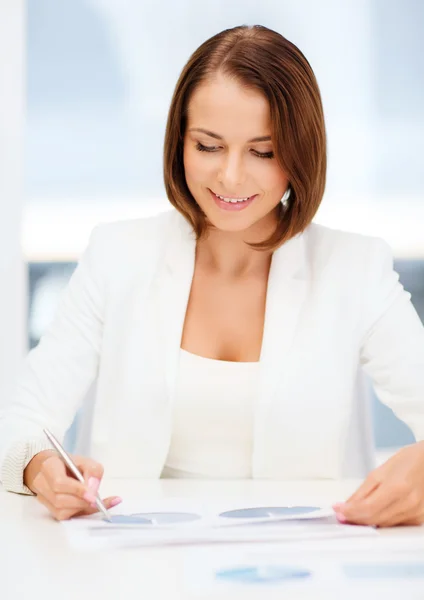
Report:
2,479,423,600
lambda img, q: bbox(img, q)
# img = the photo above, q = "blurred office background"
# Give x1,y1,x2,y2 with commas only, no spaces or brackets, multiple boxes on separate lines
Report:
1,0,423,451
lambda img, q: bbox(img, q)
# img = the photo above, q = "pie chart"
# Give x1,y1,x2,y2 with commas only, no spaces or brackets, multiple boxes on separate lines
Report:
110,512,201,525
219,506,321,519
215,565,311,584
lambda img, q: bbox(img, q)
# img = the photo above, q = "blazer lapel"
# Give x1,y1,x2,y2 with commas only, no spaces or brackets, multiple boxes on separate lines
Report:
154,212,196,409
255,232,309,433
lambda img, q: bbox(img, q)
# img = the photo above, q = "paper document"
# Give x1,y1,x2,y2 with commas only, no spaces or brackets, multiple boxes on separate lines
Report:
62,496,377,550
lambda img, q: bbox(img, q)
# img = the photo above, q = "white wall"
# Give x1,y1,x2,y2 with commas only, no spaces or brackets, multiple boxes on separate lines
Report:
0,1,27,407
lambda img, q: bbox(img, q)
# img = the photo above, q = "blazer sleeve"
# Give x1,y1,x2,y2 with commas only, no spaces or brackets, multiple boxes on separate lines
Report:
0,225,107,494
359,238,424,442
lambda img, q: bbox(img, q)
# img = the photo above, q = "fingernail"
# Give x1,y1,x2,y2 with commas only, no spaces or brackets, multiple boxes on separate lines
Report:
110,497,123,508
88,477,100,494
335,512,348,523
83,491,97,504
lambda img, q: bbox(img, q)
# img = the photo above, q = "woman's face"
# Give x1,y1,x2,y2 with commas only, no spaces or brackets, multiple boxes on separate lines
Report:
183,74,289,235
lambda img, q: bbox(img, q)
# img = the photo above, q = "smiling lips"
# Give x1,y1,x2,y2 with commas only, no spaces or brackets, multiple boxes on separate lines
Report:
209,189,257,211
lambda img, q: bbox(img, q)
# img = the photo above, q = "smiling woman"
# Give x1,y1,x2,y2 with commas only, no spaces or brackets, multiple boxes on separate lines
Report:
164,25,326,251
1,24,424,530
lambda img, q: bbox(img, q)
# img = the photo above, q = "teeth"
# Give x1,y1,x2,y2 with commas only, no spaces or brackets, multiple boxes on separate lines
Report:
215,193,250,203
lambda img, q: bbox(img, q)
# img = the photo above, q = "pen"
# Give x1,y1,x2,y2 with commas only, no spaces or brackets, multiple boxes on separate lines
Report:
43,428,112,522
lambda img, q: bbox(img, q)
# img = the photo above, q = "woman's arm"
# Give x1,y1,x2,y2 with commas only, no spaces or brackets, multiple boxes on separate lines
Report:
334,239,424,527
359,238,424,440
0,225,108,494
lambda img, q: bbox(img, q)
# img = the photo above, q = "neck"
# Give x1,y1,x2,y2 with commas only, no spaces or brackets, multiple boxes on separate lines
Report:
196,211,278,278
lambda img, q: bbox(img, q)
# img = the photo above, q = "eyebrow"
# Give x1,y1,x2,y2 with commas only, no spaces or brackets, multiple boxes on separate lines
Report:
188,128,272,143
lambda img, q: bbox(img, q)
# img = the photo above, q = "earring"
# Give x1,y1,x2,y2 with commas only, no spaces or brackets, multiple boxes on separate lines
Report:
281,187,291,209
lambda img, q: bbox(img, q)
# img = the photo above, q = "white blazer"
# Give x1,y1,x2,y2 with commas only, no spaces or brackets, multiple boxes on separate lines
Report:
1,209,424,489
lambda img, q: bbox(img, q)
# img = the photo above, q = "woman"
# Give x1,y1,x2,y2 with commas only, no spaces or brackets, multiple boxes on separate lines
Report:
1,25,424,527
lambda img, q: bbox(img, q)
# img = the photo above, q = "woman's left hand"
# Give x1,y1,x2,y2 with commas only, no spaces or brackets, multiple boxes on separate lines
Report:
333,441,424,527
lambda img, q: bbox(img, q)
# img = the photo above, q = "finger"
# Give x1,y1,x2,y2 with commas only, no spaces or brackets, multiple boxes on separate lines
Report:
344,471,381,506
397,514,424,526
378,509,411,528
77,496,123,517
72,455,104,483
341,484,396,525
72,456,105,496
37,492,122,521
36,493,78,522
377,492,424,528
361,497,405,528
333,477,380,519
40,457,96,502
378,508,423,528
33,475,95,512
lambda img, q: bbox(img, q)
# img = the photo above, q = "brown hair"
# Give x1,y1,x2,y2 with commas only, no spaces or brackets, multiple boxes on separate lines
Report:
163,25,326,251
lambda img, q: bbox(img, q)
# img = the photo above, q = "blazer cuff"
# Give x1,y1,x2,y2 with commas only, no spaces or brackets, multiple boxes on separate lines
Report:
1,437,55,495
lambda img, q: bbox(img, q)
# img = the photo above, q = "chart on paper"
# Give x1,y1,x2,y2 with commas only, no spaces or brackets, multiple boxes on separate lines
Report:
62,496,377,550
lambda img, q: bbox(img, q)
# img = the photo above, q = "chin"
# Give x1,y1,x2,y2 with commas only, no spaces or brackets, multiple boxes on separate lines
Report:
204,212,259,234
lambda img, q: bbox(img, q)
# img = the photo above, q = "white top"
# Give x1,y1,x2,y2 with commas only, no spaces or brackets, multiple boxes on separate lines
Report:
161,349,260,479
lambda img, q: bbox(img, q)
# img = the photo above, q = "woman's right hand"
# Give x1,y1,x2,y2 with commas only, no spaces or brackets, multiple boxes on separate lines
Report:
23,450,122,521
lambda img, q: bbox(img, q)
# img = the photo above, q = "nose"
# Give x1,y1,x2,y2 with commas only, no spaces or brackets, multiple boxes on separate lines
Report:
217,151,246,190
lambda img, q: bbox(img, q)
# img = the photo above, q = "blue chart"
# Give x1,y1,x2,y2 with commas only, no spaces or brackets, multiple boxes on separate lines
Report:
215,565,312,584
343,563,424,579
106,506,322,526
109,515,152,525
219,506,321,519
109,512,201,525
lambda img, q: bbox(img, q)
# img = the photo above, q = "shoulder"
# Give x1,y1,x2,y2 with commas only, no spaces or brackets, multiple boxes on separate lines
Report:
84,209,183,265
77,209,189,286
300,224,400,318
90,209,177,249
303,222,394,273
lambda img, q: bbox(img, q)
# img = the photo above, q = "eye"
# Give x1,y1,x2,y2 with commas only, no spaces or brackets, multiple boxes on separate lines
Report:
252,150,274,159
196,142,219,153
195,142,274,159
